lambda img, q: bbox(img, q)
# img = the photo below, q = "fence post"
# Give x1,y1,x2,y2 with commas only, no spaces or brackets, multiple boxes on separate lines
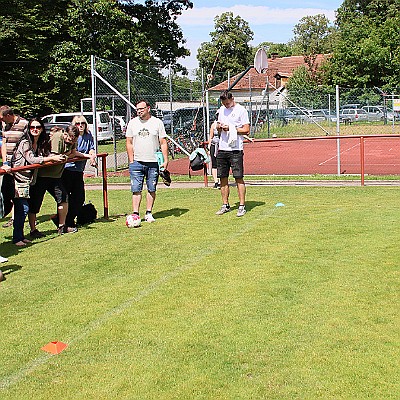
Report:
91,55,99,177
336,85,341,176
101,154,109,219
360,136,365,186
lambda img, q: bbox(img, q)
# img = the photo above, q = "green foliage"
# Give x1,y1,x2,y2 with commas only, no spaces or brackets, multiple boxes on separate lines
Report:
0,0,193,116
291,14,336,56
325,0,400,87
197,12,254,85
257,42,295,57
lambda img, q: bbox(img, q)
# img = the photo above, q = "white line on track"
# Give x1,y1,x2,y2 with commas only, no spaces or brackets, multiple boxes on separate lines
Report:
0,205,282,391
318,142,360,166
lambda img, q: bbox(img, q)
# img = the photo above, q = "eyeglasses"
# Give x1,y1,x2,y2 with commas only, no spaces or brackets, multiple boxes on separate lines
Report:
30,125,42,130
75,122,86,126
136,107,148,111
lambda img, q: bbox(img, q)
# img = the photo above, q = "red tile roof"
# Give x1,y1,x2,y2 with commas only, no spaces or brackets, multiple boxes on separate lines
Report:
208,54,328,91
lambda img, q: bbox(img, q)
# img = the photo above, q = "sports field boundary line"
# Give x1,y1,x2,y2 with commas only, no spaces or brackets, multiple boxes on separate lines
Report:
0,203,283,391
84,180,400,191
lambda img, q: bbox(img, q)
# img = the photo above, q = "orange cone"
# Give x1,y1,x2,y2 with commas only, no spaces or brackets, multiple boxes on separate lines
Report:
41,341,68,354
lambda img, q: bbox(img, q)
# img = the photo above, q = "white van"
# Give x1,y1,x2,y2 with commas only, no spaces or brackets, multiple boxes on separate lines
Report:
42,112,113,142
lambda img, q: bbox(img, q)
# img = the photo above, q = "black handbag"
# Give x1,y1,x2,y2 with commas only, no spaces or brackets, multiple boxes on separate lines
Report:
190,153,205,171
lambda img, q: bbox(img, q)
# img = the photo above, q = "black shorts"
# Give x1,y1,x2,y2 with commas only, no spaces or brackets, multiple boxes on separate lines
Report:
28,176,68,214
210,143,218,169
216,150,244,179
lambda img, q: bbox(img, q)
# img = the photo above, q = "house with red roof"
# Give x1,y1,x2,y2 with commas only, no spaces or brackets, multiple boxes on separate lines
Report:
207,54,328,109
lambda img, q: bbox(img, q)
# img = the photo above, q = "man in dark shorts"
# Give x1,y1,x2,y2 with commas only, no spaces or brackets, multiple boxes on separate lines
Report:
215,91,250,217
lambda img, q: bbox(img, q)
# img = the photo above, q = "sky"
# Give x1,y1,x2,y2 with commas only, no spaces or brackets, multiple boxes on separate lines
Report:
176,0,343,71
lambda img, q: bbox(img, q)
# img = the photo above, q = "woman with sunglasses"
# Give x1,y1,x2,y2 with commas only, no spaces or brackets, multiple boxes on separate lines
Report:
61,115,96,230
10,118,65,246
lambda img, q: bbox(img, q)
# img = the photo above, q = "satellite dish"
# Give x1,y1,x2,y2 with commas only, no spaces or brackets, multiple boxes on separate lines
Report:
254,48,268,74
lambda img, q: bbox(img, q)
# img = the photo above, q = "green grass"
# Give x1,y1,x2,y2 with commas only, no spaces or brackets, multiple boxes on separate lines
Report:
1,186,399,399
97,138,126,155
86,173,400,185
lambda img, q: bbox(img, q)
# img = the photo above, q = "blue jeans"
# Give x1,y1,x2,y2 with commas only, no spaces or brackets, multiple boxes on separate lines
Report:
129,161,159,193
13,197,29,243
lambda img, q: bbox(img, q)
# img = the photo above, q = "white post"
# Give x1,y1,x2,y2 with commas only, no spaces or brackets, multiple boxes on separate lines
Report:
336,85,341,176
127,59,131,121
91,56,98,149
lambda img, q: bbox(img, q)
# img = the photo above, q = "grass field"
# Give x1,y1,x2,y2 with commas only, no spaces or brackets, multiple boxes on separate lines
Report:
1,186,399,399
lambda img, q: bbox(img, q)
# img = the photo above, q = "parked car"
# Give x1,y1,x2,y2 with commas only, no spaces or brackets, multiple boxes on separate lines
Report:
340,103,361,110
162,112,173,133
339,108,368,123
302,109,328,123
318,109,338,122
42,111,113,142
173,106,218,132
110,115,126,138
287,107,309,122
361,106,395,121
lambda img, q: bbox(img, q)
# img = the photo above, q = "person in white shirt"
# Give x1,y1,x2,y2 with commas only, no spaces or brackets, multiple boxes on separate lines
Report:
126,100,169,223
215,91,250,217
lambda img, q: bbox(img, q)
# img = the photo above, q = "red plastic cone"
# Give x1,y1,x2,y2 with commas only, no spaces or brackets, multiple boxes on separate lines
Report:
41,341,68,354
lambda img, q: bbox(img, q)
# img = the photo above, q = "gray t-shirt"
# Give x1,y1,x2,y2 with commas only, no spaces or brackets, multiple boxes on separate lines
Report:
126,116,167,162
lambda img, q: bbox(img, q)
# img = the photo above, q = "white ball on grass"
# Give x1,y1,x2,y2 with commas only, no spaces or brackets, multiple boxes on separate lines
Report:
126,214,141,228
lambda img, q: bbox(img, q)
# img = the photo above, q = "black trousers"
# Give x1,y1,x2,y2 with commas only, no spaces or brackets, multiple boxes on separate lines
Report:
61,169,85,227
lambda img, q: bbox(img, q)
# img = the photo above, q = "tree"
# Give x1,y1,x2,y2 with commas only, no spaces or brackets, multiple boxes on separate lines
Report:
0,0,193,115
290,14,336,77
324,0,400,88
257,42,295,58
197,12,254,84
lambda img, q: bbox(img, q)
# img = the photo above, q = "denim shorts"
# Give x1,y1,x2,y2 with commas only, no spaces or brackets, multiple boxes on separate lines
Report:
216,150,244,179
129,161,159,193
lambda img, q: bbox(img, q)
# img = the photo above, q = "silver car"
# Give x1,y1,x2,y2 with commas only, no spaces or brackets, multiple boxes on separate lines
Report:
361,106,395,121
339,108,368,123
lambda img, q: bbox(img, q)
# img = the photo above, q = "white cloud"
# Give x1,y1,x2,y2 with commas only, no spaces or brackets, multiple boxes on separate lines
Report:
178,6,336,26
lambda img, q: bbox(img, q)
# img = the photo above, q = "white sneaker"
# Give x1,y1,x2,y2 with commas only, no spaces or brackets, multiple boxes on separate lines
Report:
216,204,231,215
237,206,247,217
144,213,156,223
0,255,8,263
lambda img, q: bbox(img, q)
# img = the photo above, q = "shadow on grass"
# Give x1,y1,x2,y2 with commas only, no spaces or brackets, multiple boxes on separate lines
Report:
233,200,265,212
153,208,189,219
0,264,23,282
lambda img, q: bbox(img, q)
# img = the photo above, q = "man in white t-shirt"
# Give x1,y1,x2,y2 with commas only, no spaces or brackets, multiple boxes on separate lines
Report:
126,100,169,222
216,91,250,217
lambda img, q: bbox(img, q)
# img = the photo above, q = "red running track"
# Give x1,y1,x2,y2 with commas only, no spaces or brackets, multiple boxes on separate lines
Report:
167,136,400,176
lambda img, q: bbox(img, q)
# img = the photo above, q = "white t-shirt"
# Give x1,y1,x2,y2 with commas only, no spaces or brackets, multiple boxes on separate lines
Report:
126,116,167,162
217,103,250,151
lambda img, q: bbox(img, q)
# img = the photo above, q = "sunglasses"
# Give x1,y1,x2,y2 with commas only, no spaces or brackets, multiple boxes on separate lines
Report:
75,122,86,126
30,125,42,130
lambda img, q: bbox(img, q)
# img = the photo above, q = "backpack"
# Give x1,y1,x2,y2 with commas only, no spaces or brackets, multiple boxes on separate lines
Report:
190,152,205,171
77,202,97,225
189,148,209,174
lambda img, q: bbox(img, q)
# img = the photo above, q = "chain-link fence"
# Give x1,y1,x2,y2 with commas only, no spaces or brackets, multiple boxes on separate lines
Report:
89,57,400,172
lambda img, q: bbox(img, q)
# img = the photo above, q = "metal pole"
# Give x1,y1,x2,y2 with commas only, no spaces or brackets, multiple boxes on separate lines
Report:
360,137,365,186
168,64,174,157
267,77,270,138
201,68,206,142
91,55,99,177
336,85,341,176
112,96,117,172
101,154,109,219
127,59,131,121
